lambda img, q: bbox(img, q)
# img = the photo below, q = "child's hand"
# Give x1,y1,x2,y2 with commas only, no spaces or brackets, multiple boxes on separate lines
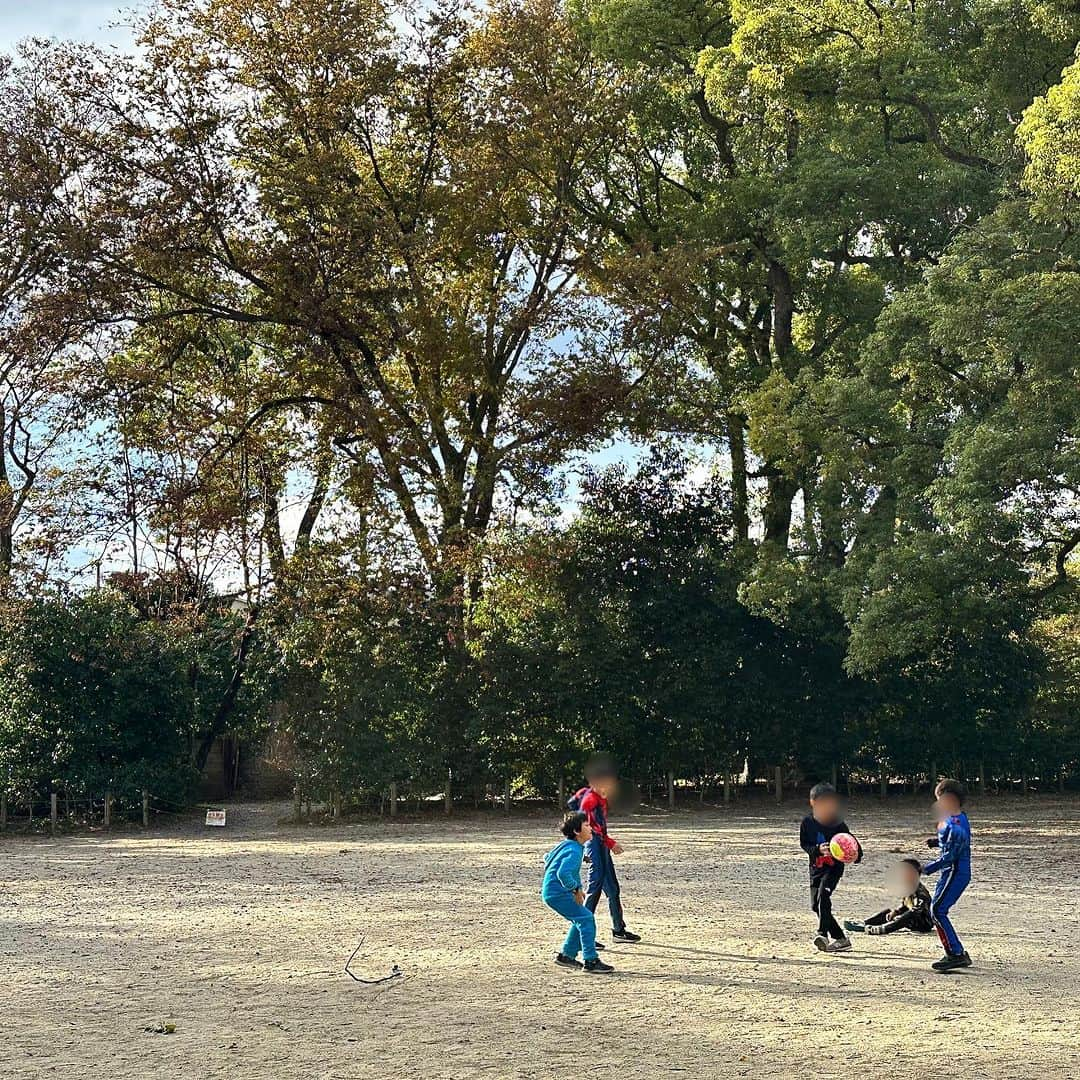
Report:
574,889,585,905
611,842,624,855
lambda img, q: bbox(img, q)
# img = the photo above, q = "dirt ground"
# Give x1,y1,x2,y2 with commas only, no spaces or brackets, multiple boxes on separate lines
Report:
2,796,1078,1079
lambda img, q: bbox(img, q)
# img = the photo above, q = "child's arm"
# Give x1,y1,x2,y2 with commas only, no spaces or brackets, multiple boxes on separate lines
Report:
922,821,958,875
799,818,823,858
552,845,582,892
580,791,618,851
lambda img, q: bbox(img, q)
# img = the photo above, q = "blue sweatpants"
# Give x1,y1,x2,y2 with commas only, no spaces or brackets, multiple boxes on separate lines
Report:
543,891,598,961
931,863,971,955
584,839,626,932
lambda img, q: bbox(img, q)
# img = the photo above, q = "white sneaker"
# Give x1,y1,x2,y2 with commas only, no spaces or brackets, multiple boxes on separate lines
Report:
813,933,830,952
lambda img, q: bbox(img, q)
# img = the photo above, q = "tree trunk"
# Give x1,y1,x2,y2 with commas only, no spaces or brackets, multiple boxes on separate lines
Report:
763,472,799,548
444,770,452,815
774,766,783,804
503,778,511,814
557,777,565,809
194,609,260,773
667,771,675,811
389,781,398,817
723,774,731,805
727,412,750,543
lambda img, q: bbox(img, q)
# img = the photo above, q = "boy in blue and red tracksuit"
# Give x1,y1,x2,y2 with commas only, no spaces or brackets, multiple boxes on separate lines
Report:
570,765,641,944
922,778,973,972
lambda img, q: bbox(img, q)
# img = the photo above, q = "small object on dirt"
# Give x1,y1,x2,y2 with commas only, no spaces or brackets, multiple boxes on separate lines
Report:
345,934,406,985
144,1022,176,1035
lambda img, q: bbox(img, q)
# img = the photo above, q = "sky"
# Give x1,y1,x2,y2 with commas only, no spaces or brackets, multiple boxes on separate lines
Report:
0,1,146,49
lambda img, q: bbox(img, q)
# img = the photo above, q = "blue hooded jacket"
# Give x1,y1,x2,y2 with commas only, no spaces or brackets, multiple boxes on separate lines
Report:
541,838,584,898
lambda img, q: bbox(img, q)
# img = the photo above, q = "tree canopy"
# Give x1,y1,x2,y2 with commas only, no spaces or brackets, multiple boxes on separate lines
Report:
0,0,1077,813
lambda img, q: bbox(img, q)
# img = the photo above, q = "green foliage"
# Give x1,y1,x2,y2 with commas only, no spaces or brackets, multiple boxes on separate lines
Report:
1,0,1079,805
0,591,200,805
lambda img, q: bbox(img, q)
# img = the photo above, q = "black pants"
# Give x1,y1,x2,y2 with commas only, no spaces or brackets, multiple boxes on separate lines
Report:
811,873,844,939
865,906,935,934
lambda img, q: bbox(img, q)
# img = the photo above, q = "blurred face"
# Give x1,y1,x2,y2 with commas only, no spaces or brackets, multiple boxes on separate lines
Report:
810,794,840,823
900,863,920,893
592,777,617,799
934,791,961,817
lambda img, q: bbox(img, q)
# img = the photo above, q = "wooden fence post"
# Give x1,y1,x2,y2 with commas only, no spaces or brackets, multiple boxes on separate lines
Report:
51,793,58,837
389,781,398,817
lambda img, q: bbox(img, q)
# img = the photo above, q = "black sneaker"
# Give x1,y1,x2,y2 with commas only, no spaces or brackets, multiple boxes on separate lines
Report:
612,929,641,943
843,920,866,934
554,953,582,970
593,941,605,951
583,957,615,974
932,952,972,973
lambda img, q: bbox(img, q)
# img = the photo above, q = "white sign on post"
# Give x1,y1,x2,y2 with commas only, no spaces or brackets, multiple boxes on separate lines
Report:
205,809,227,827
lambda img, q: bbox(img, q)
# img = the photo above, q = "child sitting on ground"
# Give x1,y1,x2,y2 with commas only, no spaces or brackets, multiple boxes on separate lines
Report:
541,811,614,974
844,858,934,936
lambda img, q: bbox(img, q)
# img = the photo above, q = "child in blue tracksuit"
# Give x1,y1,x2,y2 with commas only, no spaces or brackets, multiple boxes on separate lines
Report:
922,778,973,972
541,812,614,974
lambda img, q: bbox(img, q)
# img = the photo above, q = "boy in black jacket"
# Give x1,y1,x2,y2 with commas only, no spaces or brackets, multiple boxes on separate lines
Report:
800,782,862,954
844,859,934,936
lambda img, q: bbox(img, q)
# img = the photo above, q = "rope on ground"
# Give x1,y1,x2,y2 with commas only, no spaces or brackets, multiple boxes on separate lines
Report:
344,934,405,986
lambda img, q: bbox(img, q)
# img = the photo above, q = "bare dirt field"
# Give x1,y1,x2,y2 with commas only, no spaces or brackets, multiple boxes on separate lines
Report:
2,796,1078,1079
